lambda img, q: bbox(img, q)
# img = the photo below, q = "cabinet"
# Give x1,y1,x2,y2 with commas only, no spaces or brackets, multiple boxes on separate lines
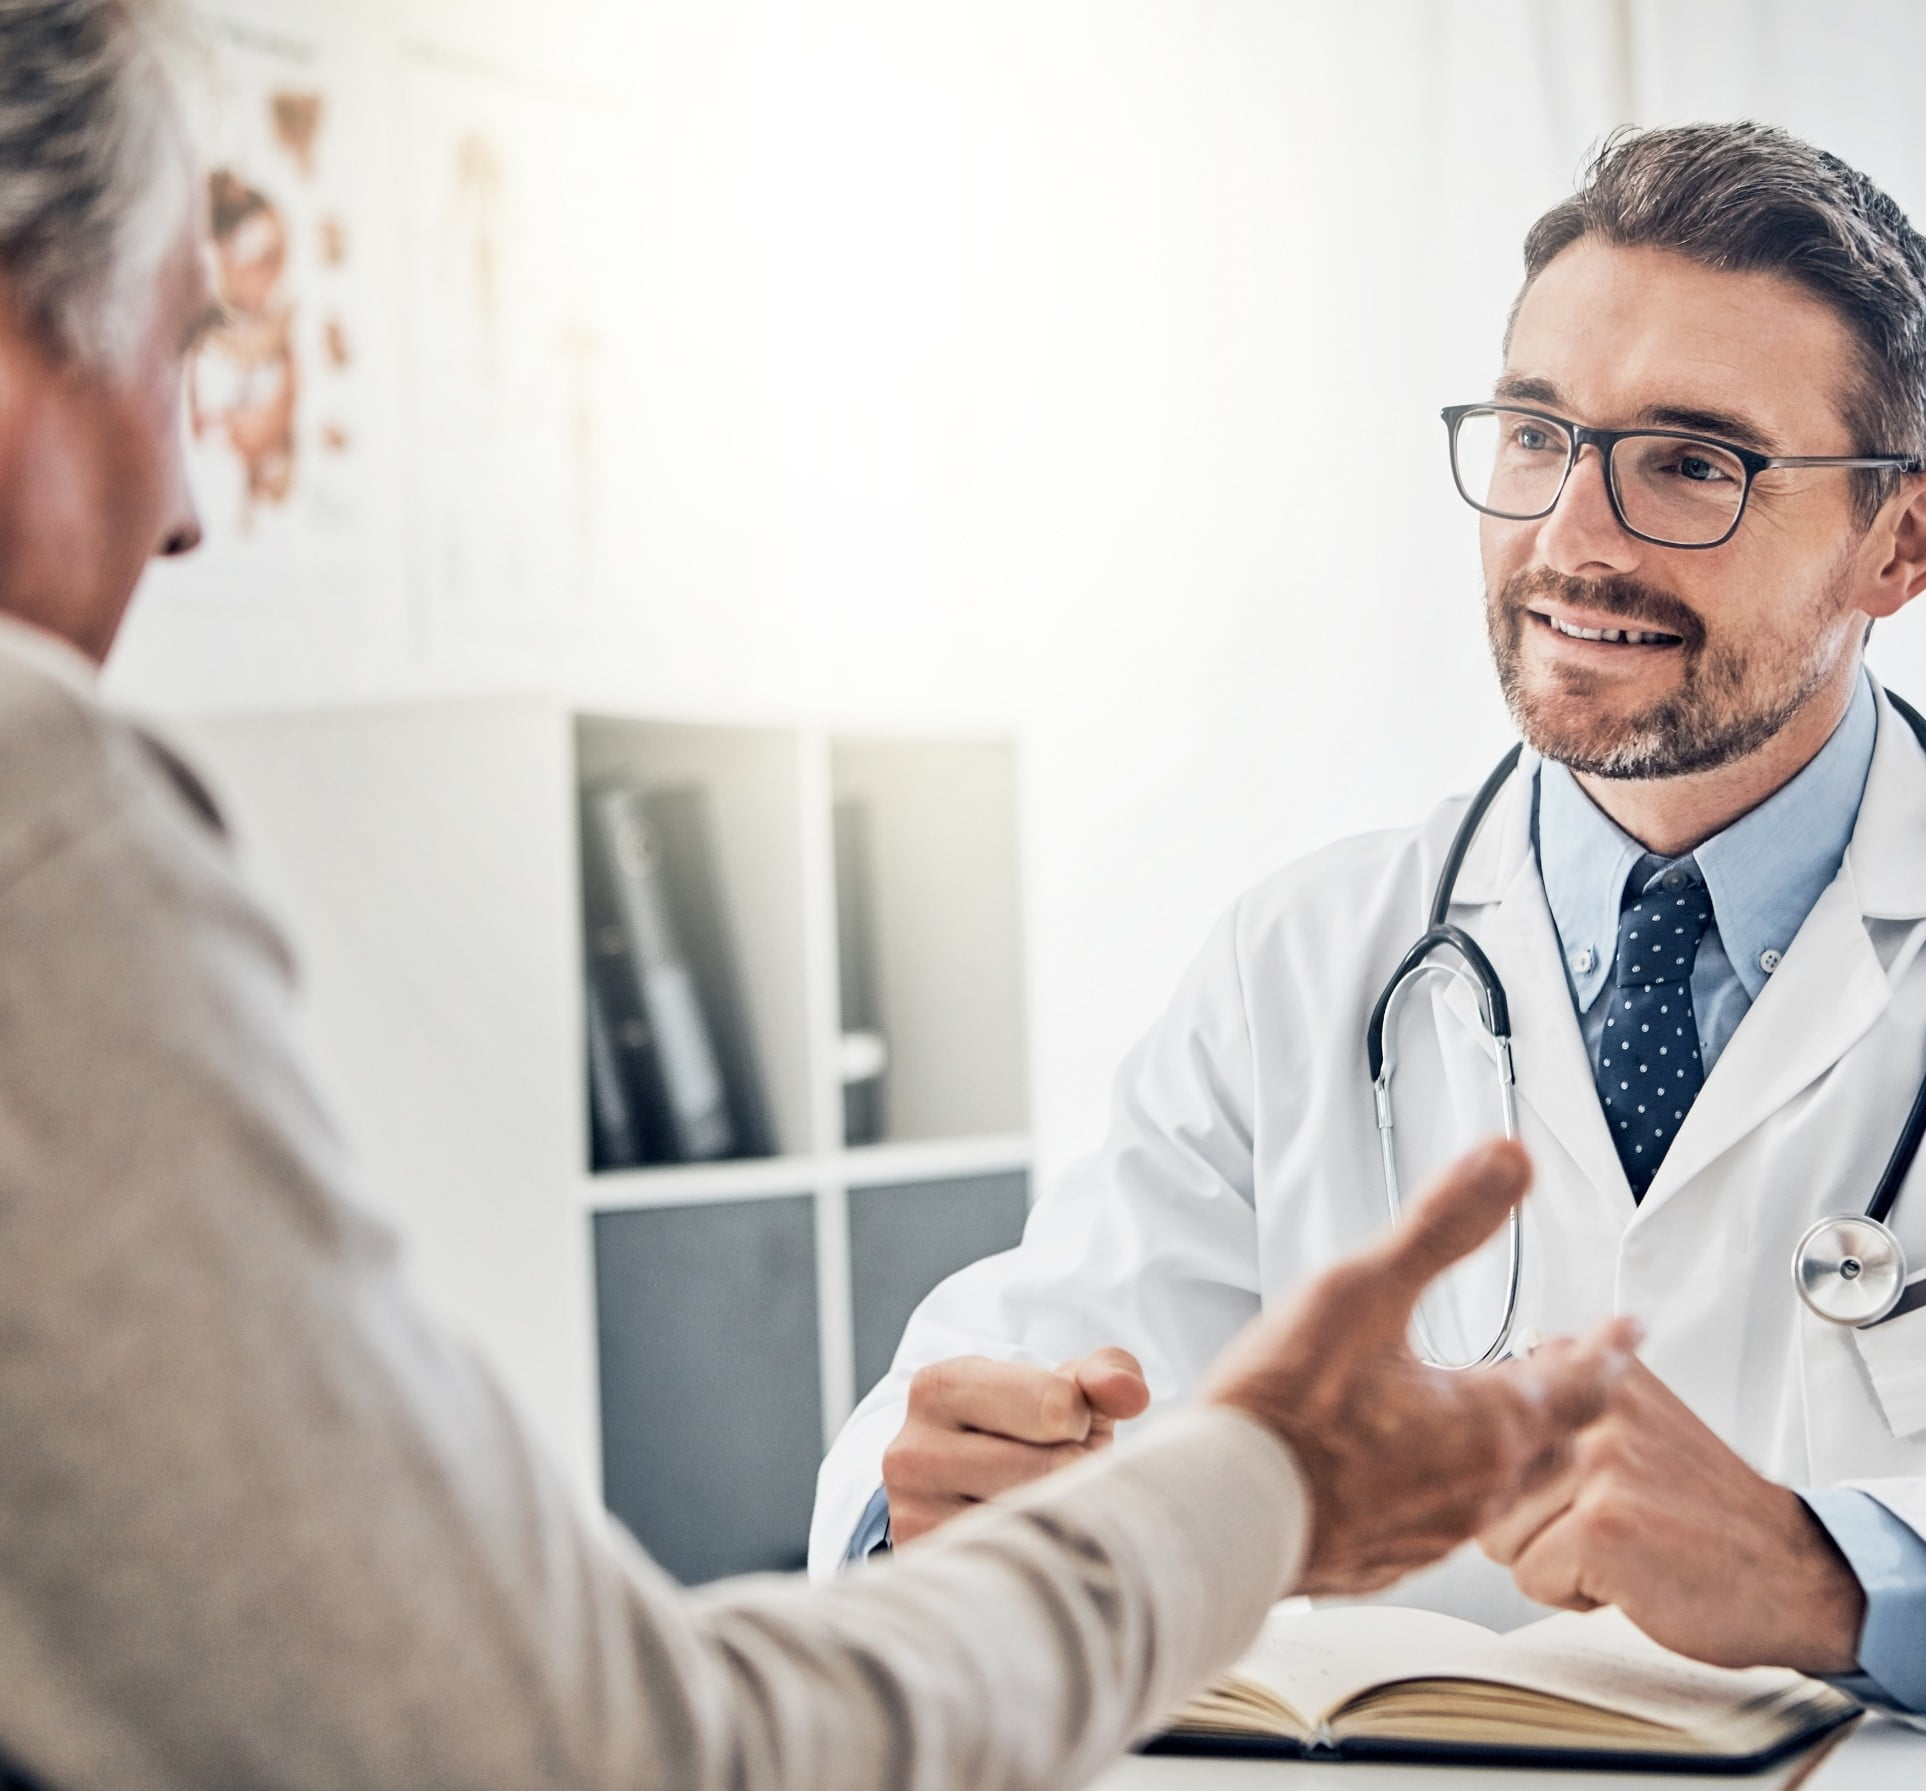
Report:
176,697,1032,1579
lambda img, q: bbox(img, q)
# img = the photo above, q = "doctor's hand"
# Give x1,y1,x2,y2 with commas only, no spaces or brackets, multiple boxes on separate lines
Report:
882,1346,1152,1548
1477,1356,1865,1675
1203,1139,1641,1597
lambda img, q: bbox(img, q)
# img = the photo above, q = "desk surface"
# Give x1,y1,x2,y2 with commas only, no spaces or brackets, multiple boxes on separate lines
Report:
1092,1715,1926,1788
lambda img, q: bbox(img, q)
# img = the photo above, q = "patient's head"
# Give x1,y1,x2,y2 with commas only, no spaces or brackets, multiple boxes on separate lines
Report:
0,0,208,663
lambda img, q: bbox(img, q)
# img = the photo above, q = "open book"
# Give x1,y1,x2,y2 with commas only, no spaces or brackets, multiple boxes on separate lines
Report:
1147,1605,1859,1773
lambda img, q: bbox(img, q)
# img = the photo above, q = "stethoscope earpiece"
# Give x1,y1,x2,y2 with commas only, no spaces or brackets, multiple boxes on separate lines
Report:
1792,1214,1908,1328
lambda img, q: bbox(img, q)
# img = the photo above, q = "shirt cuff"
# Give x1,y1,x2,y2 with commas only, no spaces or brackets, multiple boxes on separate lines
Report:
842,1484,892,1567
1801,1487,1926,1712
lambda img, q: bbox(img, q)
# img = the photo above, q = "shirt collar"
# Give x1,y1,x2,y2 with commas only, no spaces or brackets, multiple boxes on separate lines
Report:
1537,670,1878,1010
0,611,100,699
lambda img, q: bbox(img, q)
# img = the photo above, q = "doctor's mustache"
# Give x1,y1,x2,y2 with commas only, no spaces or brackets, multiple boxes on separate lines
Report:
1492,568,1707,652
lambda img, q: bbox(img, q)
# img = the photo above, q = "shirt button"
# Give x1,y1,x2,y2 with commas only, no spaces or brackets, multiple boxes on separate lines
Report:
1759,948,1783,974
1569,946,1595,975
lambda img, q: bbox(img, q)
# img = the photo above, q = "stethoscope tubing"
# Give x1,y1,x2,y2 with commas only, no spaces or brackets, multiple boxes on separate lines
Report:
1855,692,1926,1234
1367,743,1527,1367
1371,956,1521,1367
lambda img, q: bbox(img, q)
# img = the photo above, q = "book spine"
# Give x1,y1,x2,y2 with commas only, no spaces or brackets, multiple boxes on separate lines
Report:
580,792,677,1165
584,977,641,1169
832,798,887,1146
587,785,735,1163
638,787,773,1160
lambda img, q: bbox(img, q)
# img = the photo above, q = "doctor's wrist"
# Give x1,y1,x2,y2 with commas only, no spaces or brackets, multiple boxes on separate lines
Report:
1773,1489,1866,1677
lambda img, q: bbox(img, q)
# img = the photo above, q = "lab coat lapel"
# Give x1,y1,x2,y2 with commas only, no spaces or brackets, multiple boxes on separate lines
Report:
1640,687,1926,1213
1440,761,1630,1205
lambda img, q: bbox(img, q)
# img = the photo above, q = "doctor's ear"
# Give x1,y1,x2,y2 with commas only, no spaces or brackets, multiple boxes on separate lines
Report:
1860,475,1926,616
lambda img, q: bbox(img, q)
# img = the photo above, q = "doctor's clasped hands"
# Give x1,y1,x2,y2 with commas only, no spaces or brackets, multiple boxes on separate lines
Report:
1478,1355,1866,1675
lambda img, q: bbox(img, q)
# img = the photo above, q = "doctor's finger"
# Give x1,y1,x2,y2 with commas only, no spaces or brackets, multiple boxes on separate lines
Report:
886,1426,1088,1504
1475,1455,1583,1565
1352,1139,1532,1328
1506,1317,1642,1434
905,1355,1096,1443
1475,1326,1637,1540
1065,1348,1151,1427
1506,1509,1608,1615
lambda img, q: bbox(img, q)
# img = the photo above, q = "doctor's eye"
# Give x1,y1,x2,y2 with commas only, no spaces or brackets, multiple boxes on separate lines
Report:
1644,441,1741,486
1508,422,1561,454
1671,451,1736,485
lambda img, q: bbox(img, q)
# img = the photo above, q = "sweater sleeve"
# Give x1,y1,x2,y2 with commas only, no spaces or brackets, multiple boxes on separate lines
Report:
0,683,1308,1791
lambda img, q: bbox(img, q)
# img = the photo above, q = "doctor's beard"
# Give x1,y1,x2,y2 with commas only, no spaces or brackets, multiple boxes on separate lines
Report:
1485,565,1844,780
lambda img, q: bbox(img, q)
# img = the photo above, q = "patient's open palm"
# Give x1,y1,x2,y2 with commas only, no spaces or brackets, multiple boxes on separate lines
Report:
1203,1140,1638,1595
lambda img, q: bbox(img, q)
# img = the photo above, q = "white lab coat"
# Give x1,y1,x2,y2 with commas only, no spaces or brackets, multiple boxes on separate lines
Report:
810,685,1926,1626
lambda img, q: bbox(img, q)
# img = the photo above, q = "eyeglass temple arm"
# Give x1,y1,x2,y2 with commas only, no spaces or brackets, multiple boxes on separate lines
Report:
1756,454,1923,472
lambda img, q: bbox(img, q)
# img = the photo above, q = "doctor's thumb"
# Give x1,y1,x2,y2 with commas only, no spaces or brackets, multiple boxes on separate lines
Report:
1066,1348,1151,1427
1370,1137,1532,1320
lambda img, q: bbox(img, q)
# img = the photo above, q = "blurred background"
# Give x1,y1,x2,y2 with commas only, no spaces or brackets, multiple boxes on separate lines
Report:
129,0,1926,1581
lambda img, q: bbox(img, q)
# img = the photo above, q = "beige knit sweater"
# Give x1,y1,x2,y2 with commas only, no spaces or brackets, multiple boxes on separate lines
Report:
0,615,1308,1791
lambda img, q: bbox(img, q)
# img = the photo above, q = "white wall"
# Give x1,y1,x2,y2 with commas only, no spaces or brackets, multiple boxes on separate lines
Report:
109,0,1926,1189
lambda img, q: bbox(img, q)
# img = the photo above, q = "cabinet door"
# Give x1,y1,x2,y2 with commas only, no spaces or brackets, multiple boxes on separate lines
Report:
848,1172,1030,1400
594,1197,821,1583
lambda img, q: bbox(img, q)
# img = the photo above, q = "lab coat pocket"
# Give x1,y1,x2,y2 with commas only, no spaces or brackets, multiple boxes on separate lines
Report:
1851,1286,1926,1439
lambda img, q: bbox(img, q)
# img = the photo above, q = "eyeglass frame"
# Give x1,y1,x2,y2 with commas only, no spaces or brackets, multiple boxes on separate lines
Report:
1441,401,1923,550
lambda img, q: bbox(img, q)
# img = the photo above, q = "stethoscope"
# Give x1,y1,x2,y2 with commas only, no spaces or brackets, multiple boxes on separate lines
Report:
1367,696,1926,1369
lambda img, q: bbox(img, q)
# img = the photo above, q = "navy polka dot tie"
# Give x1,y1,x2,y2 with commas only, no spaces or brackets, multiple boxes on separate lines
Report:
1598,876,1716,1201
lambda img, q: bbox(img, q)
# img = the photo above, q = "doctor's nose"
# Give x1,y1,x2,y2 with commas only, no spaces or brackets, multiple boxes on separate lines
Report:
1534,444,1642,579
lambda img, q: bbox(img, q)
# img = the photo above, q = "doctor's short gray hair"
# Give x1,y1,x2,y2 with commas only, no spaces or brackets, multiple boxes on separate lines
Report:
1518,122,1926,526
0,0,186,375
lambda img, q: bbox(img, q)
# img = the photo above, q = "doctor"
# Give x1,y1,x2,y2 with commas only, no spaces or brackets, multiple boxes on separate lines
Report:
812,120,1926,1709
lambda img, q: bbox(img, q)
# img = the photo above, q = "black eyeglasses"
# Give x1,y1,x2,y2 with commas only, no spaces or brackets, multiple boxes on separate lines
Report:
1442,402,1922,549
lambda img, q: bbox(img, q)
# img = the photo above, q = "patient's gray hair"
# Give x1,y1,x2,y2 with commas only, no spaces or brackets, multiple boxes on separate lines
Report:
0,0,187,375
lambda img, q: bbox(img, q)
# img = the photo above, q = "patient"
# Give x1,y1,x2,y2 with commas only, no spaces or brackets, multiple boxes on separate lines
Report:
0,6,1633,1788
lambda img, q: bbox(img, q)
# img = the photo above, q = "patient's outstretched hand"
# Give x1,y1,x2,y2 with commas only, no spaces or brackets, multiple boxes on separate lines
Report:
1203,1139,1639,1595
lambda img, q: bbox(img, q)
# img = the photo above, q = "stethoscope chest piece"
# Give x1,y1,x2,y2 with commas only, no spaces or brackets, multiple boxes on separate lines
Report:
1792,1214,1908,1327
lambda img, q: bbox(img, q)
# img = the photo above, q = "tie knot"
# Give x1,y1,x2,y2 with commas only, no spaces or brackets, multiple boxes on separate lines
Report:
1614,881,1715,989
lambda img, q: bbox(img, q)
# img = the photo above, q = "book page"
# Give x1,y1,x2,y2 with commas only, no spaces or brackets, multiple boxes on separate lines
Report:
1198,1602,1852,1753
1227,1604,1510,1727
1481,1607,1849,1745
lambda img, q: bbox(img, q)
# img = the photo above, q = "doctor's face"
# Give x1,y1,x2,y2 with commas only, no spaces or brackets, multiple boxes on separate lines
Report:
1481,239,1896,779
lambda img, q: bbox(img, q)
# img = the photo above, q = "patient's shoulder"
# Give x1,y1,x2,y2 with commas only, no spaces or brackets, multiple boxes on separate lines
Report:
130,725,228,836
0,632,190,887
0,627,121,781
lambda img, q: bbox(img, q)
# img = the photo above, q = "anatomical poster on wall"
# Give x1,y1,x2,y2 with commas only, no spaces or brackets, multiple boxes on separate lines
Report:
167,5,369,599
402,54,646,637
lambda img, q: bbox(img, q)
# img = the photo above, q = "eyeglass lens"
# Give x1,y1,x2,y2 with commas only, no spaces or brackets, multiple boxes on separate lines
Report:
1452,408,1747,546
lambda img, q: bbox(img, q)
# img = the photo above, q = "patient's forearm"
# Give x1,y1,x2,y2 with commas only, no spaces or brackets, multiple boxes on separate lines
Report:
0,729,1305,1791
686,1410,1306,1790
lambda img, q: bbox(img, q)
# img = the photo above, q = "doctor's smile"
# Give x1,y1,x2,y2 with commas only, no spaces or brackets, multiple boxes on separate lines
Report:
819,119,1926,1720
1504,577,1701,665
1535,612,1683,649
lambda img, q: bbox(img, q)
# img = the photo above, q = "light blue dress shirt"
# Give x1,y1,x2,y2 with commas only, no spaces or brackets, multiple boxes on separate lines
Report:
1536,673,1878,1080
1536,671,1926,1710
846,1484,891,1562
